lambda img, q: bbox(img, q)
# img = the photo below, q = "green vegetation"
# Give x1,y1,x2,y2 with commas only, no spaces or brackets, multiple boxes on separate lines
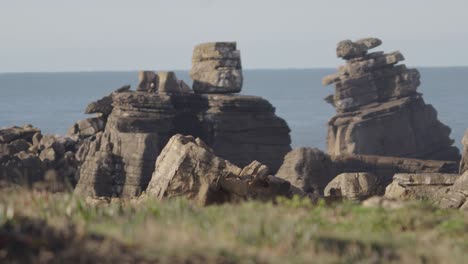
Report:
0,187,467,263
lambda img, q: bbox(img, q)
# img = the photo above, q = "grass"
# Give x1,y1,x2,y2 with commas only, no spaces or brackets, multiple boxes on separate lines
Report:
0,187,467,263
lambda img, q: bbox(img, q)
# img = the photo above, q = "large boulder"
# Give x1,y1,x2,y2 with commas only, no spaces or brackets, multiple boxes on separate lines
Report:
323,38,459,161
146,134,294,205
439,171,468,210
276,148,333,194
324,172,380,201
385,173,459,202
190,42,243,94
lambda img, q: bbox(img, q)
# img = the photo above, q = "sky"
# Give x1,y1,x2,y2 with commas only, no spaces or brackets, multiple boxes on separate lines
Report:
0,0,467,72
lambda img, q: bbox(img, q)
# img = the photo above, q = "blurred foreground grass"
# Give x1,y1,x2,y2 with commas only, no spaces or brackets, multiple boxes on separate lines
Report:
0,187,467,264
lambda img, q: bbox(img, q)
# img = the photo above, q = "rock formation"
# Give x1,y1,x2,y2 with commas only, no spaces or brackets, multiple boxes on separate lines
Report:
190,42,242,93
324,172,379,201
146,134,295,205
75,51,291,198
385,173,458,202
323,37,459,161
275,149,458,195
276,148,333,195
0,125,78,190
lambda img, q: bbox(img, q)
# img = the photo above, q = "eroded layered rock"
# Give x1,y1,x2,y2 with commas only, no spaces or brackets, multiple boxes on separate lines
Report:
332,154,458,185
75,86,291,197
323,38,459,161
190,42,243,93
385,173,459,202
146,134,294,205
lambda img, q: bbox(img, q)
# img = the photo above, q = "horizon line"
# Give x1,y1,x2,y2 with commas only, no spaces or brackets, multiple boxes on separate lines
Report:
1,65,468,75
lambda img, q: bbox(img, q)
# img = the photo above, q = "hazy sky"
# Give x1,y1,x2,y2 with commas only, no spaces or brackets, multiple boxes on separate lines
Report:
1,0,467,72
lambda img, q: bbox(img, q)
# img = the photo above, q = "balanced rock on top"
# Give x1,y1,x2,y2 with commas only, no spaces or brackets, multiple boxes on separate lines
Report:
190,42,243,94
322,37,459,161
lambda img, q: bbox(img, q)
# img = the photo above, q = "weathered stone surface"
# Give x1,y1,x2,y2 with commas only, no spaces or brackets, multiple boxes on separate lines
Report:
276,148,333,194
439,171,468,209
75,91,291,198
324,172,379,201
0,139,30,156
0,125,39,144
336,38,382,59
332,154,459,186
39,135,66,156
192,69,243,93
157,71,183,94
324,38,459,161
0,125,78,190
192,50,240,62
327,96,460,161
39,147,57,163
0,151,43,185
384,173,459,201
193,42,237,53
190,42,243,94
460,129,468,174
137,71,158,92
146,134,293,205
67,117,105,139
85,85,131,116
32,132,42,147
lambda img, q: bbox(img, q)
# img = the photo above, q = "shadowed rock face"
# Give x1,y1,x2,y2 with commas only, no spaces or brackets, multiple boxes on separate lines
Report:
75,92,291,198
0,125,79,190
323,38,459,161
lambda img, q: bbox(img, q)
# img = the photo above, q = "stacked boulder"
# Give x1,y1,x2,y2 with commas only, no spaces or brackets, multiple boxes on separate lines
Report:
75,53,291,198
190,42,242,93
323,38,459,161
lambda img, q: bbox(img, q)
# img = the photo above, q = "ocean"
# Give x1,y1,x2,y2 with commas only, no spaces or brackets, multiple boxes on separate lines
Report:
1,68,467,150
